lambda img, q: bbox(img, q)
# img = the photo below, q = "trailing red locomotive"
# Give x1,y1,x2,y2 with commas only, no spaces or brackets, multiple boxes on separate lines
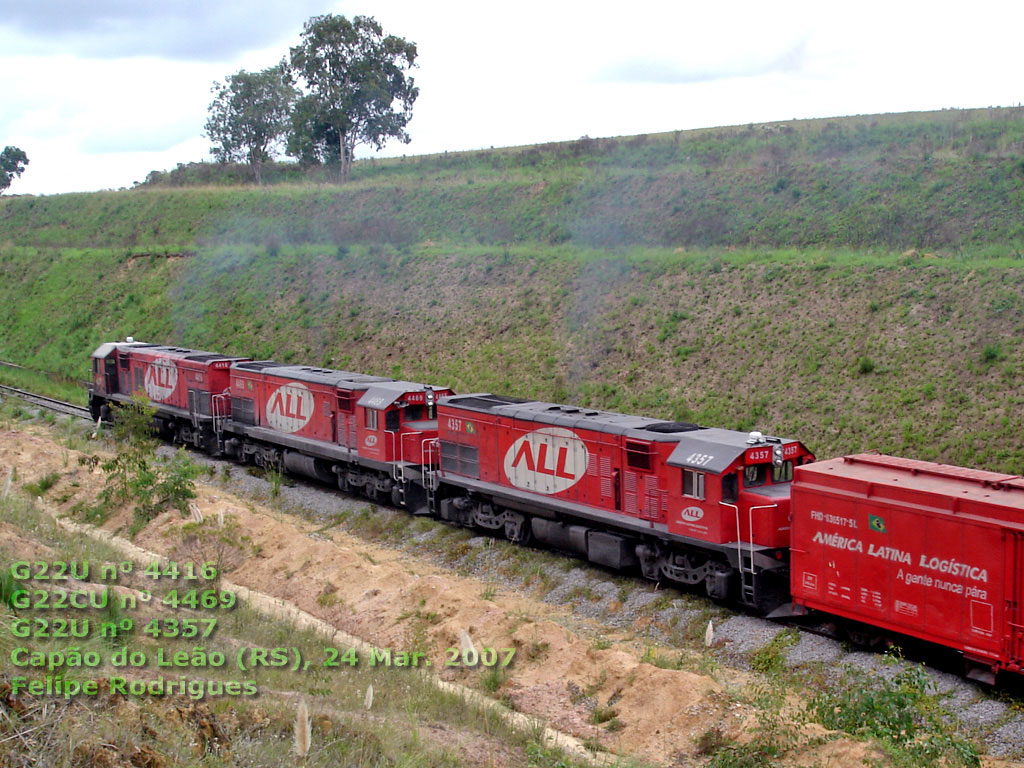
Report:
88,339,1024,681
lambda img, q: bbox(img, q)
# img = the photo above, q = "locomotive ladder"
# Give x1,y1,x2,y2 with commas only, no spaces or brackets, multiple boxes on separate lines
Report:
724,503,759,606
422,438,441,512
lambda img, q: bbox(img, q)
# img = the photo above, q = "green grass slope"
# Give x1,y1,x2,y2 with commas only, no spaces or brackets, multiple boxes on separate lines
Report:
2,107,1024,251
1,107,1022,471
0,244,1021,472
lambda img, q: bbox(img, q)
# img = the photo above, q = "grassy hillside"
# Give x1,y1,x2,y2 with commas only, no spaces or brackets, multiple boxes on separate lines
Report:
1,107,1022,472
0,243,1021,472
2,107,1024,251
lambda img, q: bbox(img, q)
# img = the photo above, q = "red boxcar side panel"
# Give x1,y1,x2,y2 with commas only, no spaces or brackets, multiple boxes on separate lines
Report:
792,457,1016,666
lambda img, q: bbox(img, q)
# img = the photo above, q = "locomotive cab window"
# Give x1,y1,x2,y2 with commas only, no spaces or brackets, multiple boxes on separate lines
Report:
385,409,400,432
682,469,705,500
772,461,794,483
743,464,767,487
364,408,378,430
119,355,129,369
404,404,424,422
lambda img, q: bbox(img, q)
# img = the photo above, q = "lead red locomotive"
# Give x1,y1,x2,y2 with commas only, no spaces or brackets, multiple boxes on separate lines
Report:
89,339,1024,681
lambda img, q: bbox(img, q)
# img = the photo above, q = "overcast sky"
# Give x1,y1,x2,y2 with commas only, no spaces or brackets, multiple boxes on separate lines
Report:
1,1,1022,196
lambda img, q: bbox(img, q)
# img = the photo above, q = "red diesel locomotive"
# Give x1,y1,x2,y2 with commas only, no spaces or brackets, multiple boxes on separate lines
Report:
87,339,1024,680
434,393,814,611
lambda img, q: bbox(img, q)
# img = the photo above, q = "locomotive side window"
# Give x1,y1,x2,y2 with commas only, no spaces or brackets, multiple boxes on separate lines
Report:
364,408,378,430
744,464,767,487
625,440,655,471
722,473,738,503
772,461,794,483
385,409,400,432
336,391,354,413
405,405,425,421
119,355,129,369
682,469,705,500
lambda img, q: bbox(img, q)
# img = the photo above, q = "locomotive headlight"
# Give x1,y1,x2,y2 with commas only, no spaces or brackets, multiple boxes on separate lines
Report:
772,444,784,467
425,387,435,406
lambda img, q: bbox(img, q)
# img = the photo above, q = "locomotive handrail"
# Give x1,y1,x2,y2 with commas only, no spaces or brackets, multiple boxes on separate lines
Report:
211,389,229,435
423,438,440,491
388,430,400,482
720,501,776,606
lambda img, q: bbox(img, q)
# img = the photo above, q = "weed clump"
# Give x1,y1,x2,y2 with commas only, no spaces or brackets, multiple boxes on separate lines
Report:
808,654,979,767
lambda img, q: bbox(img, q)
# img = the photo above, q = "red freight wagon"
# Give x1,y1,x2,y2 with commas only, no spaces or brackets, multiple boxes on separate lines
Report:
790,453,1024,682
436,394,814,609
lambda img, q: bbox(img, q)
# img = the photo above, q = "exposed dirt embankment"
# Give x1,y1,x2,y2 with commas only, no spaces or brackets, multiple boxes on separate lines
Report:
0,423,995,767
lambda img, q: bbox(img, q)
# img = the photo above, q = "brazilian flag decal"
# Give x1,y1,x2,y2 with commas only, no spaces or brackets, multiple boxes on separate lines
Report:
868,514,887,534
466,422,476,435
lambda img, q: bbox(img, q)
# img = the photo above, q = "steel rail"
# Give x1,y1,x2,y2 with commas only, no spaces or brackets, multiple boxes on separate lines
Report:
0,383,91,420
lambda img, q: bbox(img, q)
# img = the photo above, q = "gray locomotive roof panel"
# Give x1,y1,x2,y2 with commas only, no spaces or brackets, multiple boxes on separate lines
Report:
91,341,157,358
233,361,393,387
233,360,288,372
441,395,702,440
439,393,530,412
441,393,799,459
141,345,228,359
183,353,249,364
667,429,800,474
269,366,393,387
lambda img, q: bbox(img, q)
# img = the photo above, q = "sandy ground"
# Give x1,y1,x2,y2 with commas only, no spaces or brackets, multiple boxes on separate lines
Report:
0,422,1011,767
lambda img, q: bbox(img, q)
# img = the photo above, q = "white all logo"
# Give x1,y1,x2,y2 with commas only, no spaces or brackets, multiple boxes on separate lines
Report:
681,506,705,523
144,357,178,402
266,383,313,433
503,427,589,495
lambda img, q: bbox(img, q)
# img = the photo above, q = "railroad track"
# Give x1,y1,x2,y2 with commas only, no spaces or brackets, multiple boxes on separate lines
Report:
0,384,92,420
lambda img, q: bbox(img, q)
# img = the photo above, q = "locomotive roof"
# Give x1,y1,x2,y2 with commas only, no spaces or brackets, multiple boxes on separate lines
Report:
91,341,157,358
91,342,245,363
230,362,449,403
442,393,682,436
232,360,392,387
442,393,801,474
140,345,248,363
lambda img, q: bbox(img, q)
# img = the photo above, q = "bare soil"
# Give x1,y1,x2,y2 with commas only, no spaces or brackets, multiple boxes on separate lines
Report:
0,422,1016,767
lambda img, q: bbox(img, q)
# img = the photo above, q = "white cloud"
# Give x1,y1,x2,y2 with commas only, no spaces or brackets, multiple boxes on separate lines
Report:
1,0,1023,195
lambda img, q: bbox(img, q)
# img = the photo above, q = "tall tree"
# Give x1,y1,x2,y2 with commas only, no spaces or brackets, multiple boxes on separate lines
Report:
205,65,296,184
288,14,418,182
0,146,28,194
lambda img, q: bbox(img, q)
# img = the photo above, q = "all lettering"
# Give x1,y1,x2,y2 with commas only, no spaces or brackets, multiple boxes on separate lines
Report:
271,391,307,420
511,441,576,480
